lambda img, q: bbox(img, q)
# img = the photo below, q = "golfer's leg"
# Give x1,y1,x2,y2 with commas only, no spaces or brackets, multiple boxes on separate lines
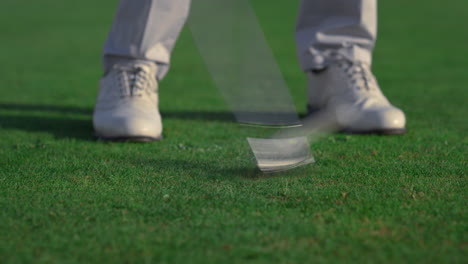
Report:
296,0,377,71
94,0,191,141
103,0,191,80
297,0,406,134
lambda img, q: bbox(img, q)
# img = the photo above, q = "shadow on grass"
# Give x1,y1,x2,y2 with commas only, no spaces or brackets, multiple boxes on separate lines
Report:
0,103,237,141
0,114,95,141
0,103,236,121
0,103,92,115
152,160,269,180
125,157,308,180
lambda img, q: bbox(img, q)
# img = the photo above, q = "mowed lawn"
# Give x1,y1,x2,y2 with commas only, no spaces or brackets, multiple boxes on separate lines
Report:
0,0,466,263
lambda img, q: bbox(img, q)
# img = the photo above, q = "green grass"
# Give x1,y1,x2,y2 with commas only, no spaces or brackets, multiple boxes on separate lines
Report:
0,0,466,263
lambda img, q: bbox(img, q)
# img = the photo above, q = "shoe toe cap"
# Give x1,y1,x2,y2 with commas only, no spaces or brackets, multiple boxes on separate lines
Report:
340,106,406,133
93,111,162,139
377,107,406,129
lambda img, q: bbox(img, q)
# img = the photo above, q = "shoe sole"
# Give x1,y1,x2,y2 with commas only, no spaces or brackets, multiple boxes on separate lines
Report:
95,134,163,142
307,105,407,136
341,128,407,135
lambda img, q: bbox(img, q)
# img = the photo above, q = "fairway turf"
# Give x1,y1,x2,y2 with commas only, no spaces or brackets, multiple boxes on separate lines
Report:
0,0,467,263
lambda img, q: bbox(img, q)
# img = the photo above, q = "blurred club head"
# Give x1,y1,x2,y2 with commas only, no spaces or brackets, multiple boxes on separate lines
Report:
247,136,315,173
247,106,361,173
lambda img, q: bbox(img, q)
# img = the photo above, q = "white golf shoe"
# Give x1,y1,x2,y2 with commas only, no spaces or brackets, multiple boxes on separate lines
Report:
93,60,162,141
307,53,406,135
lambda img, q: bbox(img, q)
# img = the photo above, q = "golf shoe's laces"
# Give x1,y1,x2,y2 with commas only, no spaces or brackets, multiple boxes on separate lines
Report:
337,60,376,92
115,64,156,98
311,48,378,92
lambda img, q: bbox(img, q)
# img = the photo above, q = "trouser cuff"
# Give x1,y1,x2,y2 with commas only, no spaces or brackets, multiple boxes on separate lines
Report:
102,45,171,80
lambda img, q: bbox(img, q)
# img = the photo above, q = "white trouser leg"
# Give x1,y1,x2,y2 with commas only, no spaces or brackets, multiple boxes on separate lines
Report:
296,0,377,71
104,0,376,76
103,0,191,79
